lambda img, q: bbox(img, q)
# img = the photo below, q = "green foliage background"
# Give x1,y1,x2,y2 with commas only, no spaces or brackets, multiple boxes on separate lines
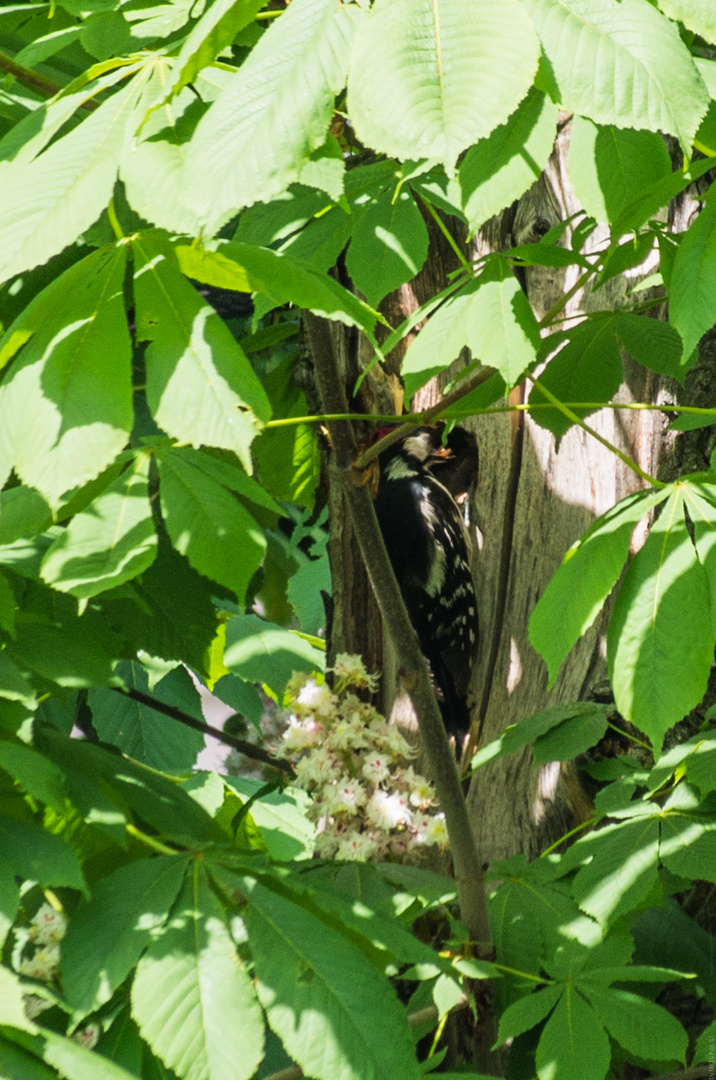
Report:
2,1,716,1078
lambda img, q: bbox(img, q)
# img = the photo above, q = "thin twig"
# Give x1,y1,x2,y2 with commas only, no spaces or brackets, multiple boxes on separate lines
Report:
109,686,295,776
261,995,470,1080
0,49,98,110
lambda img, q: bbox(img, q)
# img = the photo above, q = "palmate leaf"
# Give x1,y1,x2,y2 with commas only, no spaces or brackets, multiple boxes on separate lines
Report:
132,233,271,471
41,450,157,599
0,68,147,285
529,488,668,685
156,446,266,603
241,877,420,1080
61,854,190,1015
180,0,363,235
608,488,716,753
520,0,708,148
347,0,539,170
132,868,264,1080
0,245,133,506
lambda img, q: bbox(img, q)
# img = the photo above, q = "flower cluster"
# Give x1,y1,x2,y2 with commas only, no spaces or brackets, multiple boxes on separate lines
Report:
18,903,66,983
281,656,449,861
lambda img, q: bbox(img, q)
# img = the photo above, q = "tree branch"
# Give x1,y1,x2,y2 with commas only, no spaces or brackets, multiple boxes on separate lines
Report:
0,49,98,110
109,686,295,776
304,311,494,946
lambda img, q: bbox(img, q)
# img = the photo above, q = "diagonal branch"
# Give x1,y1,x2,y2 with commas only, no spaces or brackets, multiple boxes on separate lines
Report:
304,312,491,943
110,686,295,776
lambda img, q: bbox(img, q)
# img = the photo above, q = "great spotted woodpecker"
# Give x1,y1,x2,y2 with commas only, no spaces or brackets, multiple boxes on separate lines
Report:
373,426,479,739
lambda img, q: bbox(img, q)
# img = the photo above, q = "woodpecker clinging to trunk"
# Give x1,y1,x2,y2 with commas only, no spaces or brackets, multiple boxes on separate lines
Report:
373,425,479,740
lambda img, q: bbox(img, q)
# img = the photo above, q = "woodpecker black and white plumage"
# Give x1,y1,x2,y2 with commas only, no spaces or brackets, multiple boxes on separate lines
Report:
373,426,479,739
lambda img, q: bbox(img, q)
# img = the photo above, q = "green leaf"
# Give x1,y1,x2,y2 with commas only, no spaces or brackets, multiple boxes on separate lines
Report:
497,984,562,1043
580,983,687,1063
181,0,363,234
157,446,266,603
608,488,715,753
103,539,219,674
0,651,36,704
535,987,610,1080
88,660,205,772
255,358,321,507
223,777,316,860
695,1020,716,1065
0,742,65,805
287,556,331,635
613,311,684,382
0,964,36,1033
41,451,157,599
208,240,381,335
81,11,131,60
0,71,144,284
530,316,624,440
670,181,716,361
133,233,271,471
5,1026,145,1080
132,867,264,1080
660,807,716,883
0,818,86,891
529,489,668,685
346,187,429,307
0,487,52,544
165,0,265,100
243,877,420,1080
0,569,16,636
223,613,325,694
36,725,220,845
8,620,114,688
569,116,673,226
402,259,539,397
657,0,716,45
61,854,189,1014
347,0,539,170
298,136,345,203
570,817,660,925
521,0,708,148
532,706,608,766
0,863,20,949
0,246,133,506
458,88,558,232
470,702,608,771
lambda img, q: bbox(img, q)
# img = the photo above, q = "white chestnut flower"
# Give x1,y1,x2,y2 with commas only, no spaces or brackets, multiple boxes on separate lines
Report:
324,779,367,815
30,904,66,946
361,752,391,784
366,790,412,831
